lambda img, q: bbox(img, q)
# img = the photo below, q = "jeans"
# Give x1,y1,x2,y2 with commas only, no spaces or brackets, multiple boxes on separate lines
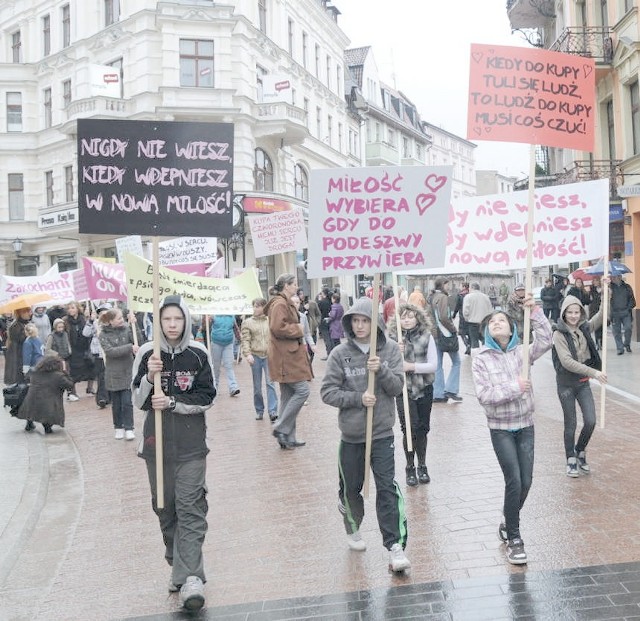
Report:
557,382,596,458
250,355,278,416
274,380,310,442
467,323,481,349
396,387,432,466
433,348,461,399
211,342,239,394
111,389,134,430
611,312,632,351
490,426,534,541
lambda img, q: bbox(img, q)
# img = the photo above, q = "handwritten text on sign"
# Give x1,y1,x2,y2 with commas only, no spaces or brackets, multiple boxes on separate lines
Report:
77,119,234,237
158,237,218,266
83,257,128,301
307,166,452,278
249,208,307,258
467,44,595,151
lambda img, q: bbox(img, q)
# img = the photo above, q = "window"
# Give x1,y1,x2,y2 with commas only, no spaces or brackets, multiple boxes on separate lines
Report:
65,165,73,202
7,92,22,132
388,128,396,147
336,65,341,96
53,253,78,272
416,144,423,161
107,58,123,98
625,0,633,12
327,114,333,146
288,19,294,56
256,65,267,101
294,164,308,201
105,0,120,26
63,79,72,108
42,14,51,56
338,122,343,152
9,174,24,220
291,87,296,106
11,31,21,63
403,137,411,158
315,44,320,78
180,40,214,88
326,55,331,89
45,170,54,206
302,32,308,69
303,97,309,127
62,4,71,48
44,88,52,128
254,148,273,191
258,0,267,33
316,106,322,138
606,99,616,159
631,81,640,154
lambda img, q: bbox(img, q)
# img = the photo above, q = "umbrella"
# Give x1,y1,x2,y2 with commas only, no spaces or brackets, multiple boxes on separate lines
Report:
0,292,52,314
568,268,594,285
585,259,632,277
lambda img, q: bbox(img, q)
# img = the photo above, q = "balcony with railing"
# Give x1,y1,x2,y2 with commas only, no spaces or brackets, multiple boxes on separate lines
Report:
365,141,398,166
551,27,614,66
253,102,309,145
59,96,128,134
507,0,555,30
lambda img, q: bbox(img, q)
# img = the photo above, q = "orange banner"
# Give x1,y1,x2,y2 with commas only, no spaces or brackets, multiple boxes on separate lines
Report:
467,44,595,151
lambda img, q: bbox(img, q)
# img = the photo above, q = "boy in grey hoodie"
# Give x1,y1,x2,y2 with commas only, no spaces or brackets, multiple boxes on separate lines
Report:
320,297,410,573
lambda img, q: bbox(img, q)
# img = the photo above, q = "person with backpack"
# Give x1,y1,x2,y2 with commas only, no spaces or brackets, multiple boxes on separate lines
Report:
552,294,606,477
210,314,240,397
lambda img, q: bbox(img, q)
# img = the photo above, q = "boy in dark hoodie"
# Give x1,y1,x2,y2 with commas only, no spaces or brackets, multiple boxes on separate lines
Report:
320,297,410,573
552,294,606,478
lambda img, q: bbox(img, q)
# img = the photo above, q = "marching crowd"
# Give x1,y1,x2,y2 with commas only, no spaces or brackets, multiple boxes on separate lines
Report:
0,270,627,610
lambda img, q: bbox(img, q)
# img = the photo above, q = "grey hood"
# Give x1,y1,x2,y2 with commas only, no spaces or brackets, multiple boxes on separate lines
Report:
158,295,192,353
342,297,387,344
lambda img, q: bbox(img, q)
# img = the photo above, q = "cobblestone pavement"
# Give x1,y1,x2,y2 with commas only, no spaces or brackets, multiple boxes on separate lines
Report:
1,336,640,620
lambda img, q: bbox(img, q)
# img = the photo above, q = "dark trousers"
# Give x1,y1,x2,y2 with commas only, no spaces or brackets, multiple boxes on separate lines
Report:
94,358,109,405
146,458,208,586
319,321,331,353
110,389,134,430
396,387,433,466
557,381,596,458
338,436,408,550
467,323,481,349
490,426,534,541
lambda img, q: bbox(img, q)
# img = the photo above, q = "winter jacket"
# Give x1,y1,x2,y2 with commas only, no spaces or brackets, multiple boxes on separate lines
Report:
540,285,561,311
32,311,51,343
552,295,603,387
305,300,321,335
240,314,270,358
320,297,404,443
429,289,456,336
566,286,591,308
328,302,345,340
610,280,636,318
83,320,103,357
463,290,493,324
22,336,44,370
472,307,552,431
16,363,74,427
46,331,72,359
211,315,236,346
265,292,313,384
132,296,216,463
99,323,136,392
65,314,92,382
3,317,29,385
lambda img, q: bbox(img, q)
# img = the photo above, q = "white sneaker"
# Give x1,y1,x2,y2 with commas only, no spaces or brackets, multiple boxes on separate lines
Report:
114,429,125,440
179,575,205,611
125,430,135,441
347,531,366,551
67,394,79,402
388,543,410,572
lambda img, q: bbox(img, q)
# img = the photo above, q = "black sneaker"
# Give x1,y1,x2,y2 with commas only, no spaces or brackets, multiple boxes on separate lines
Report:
417,465,430,484
626,345,632,353
445,392,463,403
498,522,508,543
405,467,418,487
506,538,527,565
433,397,448,403
566,457,579,478
576,450,590,473
25,420,35,432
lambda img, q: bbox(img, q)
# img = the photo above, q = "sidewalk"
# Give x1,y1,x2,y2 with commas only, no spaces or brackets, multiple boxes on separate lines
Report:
1,336,640,620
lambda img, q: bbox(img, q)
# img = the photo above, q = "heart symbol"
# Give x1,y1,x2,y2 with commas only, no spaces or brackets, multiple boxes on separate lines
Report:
416,193,436,216
473,126,482,136
583,64,593,78
471,51,483,64
425,174,447,193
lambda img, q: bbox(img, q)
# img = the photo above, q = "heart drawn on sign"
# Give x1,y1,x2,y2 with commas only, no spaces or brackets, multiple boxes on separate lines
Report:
424,174,447,193
415,193,437,216
473,126,482,137
583,64,593,79
471,51,483,64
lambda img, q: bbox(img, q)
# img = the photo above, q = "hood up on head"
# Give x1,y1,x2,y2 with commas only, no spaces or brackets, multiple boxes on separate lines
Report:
158,295,193,353
342,297,386,343
558,294,587,328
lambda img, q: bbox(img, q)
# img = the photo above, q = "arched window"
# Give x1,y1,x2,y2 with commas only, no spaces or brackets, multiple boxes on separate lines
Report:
254,148,273,191
294,164,308,201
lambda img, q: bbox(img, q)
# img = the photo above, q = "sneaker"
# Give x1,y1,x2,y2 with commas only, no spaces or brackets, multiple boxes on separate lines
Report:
432,397,448,403
498,522,508,543
566,457,579,478
125,430,135,441
347,530,366,551
506,538,527,565
24,420,35,432
444,392,463,403
255,413,264,420
388,543,411,572
405,467,418,487
97,400,107,409
417,465,430,484
168,579,179,593
576,450,590,473
626,345,632,353
230,389,240,397
179,575,205,611
67,394,80,402
269,412,278,422
114,429,125,440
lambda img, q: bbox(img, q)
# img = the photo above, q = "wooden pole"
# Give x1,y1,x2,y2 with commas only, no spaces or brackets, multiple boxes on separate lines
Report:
520,143,537,380
599,262,610,428
152,237,164,509
363,272,381,498
392,273,412,452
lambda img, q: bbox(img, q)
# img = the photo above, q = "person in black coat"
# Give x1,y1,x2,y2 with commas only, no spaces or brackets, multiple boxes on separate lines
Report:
540,278,561,322
3,308,32,385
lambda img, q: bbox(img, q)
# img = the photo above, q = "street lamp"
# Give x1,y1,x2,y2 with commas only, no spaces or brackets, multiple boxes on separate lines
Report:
12,238,40,266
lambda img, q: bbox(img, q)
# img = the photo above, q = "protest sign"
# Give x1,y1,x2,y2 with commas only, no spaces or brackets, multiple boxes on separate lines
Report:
397,179,609,274
77,119,234,236
0,265,75,304
70,268,89,301
123,253,260,315
467,44,595,151
115,235,144,262
82,257,127,301
307,166,452,278
166,263,209,277
205,256,225,278
249,208,307,258
158,237,218,266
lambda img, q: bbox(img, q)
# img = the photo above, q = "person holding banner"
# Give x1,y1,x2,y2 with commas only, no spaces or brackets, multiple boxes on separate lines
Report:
82,303,113,408
472,295,552,565
63,301,93,401
265,274,312,449
131,295,216,611
320,297,410,572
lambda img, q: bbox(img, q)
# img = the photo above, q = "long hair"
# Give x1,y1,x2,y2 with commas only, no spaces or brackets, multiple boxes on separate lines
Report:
35,353,64,373
270,273,295,296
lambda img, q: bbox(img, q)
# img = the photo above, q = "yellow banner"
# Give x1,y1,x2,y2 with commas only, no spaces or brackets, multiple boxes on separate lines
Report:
123,253,261,314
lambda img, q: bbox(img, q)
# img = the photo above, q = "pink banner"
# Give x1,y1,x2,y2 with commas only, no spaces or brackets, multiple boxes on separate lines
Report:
167,263,208,276
82,257,127,301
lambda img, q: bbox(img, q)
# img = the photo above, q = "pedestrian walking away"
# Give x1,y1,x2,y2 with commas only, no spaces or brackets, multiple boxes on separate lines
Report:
552,294,606,477
471,295,552,565
609,275,635,355
131,295,216,611
210,314,241,396
462,282,493,351
321,296,410,573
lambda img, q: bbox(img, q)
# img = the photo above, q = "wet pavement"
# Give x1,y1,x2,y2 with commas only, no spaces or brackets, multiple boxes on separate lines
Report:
1,332,640,620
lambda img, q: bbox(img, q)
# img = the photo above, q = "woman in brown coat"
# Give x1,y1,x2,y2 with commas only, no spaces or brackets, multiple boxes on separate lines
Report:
265,273,313,449
3,307,32,385
16,354,74,433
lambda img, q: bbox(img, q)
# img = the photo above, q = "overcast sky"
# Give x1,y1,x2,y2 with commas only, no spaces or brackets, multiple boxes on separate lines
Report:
338,0,532,178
